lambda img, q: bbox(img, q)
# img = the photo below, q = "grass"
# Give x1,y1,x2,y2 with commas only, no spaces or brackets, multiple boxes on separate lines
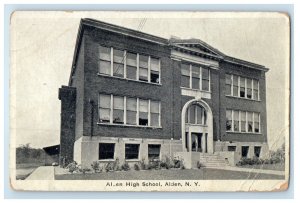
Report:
55,168,285,180
238,163,285,171
16,163,43,180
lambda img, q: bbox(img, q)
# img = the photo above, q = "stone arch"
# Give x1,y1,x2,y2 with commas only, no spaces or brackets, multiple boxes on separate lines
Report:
181,99,214,153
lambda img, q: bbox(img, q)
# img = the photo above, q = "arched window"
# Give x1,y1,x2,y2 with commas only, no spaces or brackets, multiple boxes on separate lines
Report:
185,104,207,125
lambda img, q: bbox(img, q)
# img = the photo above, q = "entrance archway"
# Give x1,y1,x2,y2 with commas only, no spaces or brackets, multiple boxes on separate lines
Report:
181,99,213,153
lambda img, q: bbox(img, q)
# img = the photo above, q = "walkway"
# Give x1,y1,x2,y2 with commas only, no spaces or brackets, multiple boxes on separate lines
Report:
26,166,55,180
206,166,285,176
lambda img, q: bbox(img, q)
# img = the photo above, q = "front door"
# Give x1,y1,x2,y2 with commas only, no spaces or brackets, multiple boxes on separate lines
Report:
191,133,202,152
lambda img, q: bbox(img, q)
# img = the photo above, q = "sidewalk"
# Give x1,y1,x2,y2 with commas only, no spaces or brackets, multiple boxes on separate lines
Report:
207,166,285,176
26,166,55,180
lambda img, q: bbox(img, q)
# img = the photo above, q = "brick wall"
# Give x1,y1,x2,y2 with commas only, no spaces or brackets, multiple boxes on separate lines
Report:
58,86,77,165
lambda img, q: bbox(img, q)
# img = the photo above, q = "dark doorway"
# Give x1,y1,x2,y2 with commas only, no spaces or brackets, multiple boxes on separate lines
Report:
191,133,202,152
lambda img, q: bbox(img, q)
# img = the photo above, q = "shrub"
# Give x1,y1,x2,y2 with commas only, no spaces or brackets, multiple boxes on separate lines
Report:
121,162,130,171
105,162,115,172
197,161,203,169
113,158,121,171
66,161,79,173
173,159,181,168
139,158,146,170
80,168,91,174
91,161,100,173
134,163,140,171
165,157,174,169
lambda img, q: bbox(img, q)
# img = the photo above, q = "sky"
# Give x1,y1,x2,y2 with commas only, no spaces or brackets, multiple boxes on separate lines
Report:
10,11,290,150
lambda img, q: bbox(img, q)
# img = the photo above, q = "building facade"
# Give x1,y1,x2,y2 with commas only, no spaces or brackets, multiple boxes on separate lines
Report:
59,18,269,169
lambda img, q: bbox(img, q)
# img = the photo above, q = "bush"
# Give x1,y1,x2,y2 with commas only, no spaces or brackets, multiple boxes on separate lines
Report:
165,157,174,169
134,163,140,171
66,161,79,173
121,162,130,171
139,159,146,170
105,162,115,172
91,161,100,173
197,161,203,169
80,168,91,174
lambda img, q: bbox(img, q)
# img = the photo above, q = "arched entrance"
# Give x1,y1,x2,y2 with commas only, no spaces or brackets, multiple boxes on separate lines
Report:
181,99,213,153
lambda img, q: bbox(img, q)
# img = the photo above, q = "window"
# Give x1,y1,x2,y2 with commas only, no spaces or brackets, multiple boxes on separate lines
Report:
181,64,190,88
139,55,148,82
98,46,160,84
186,104,206,125
126,52,137,80
254,112,260,133
225,74,232,95
126,97,137,125
139,99,148,126
240,111,246,132
240,77,245,98
253,79,259,100
202,67,210,91
181,63,210,91
228,146,236,152
226,110,232,131
192,65,200,89
247,112,253,133
241,146,249,158
150,101,160,127
246,78,252,99
98,94,160,127
99,143,115,160
226,110,260,134
113,49,124,77
125,144,139,159
254,146,261,158
233,110,239,132
113,96,124,124
233,75,239,97
148,144,161,160
99,46,111,75
226,74,259,101
150,58,160,83
99,94,111,123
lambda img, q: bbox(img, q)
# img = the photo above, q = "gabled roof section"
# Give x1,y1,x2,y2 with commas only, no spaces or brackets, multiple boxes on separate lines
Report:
169,37,268,72
169,37,225,59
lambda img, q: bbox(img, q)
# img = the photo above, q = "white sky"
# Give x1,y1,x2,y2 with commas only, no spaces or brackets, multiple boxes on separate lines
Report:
10,11,290,150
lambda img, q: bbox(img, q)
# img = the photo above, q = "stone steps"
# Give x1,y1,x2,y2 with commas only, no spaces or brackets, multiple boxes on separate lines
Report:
192,153,228,168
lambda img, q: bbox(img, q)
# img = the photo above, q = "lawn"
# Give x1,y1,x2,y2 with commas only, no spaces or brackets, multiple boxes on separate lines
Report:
55,168,285,180
16,163,43,180
238,163,285,171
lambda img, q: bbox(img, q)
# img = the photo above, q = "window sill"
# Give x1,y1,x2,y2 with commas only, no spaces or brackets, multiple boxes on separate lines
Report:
98,159,115,162
125,159,140,162
180,87,211,93
97,73,162,86
226,131,262,135
186,123,208,127
97,122,162,129
225,95,261,102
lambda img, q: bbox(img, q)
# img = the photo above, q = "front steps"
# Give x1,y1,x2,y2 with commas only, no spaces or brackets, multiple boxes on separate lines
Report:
191,152,228,168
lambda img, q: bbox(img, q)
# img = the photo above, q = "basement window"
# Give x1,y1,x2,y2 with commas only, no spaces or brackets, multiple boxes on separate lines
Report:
125,144,140,159
148,144,161,160
241,146,249,158
254,146,261,158
227,146,236,152
99,143,115,160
